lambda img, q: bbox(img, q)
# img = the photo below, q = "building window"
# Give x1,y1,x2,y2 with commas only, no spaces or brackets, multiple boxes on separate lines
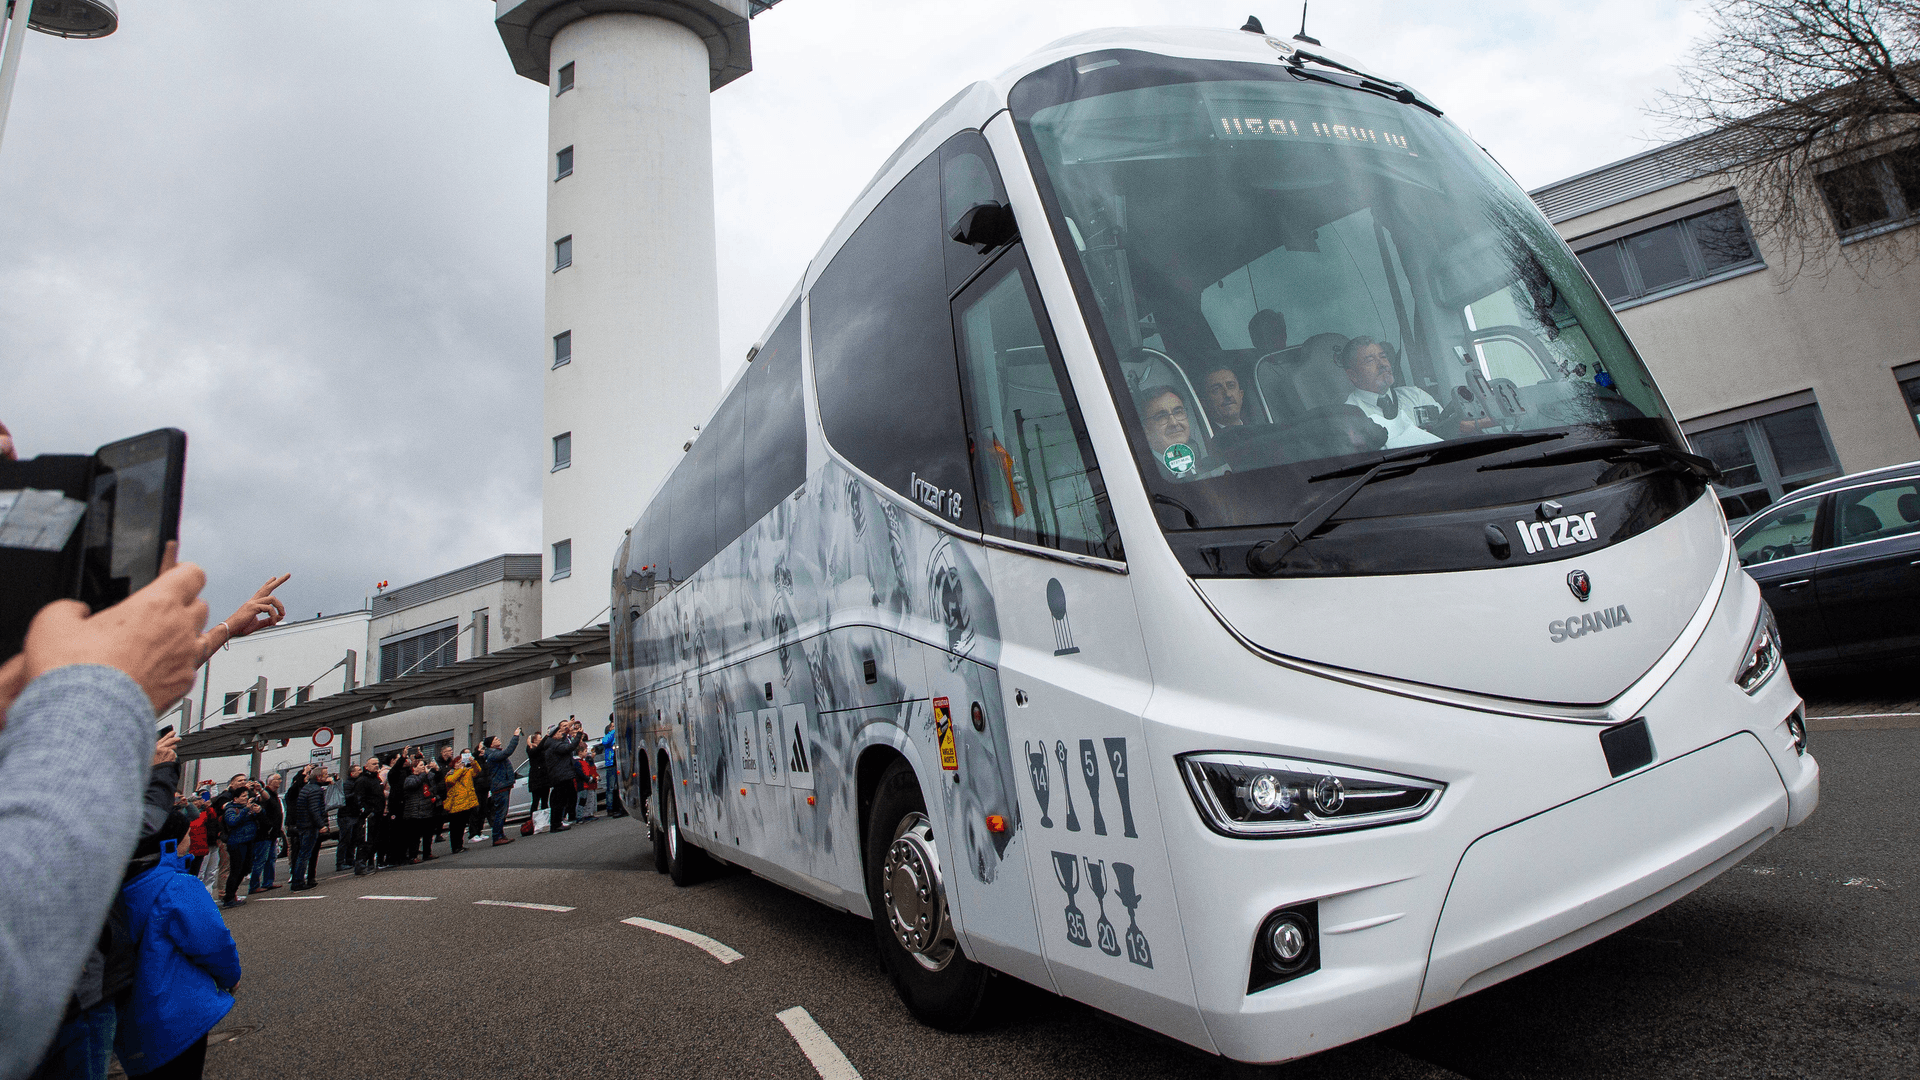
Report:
380,623,460,682
223,692,240,716
551,539,572,580
1689,401,1841,524
1899,364,1920,442
1819,144,1920,238
552,432,572,471
553,330,571,368
550,671,572,698
556,62,574,95
271,687,288,710
1575,200,1762,305
554,235,572,271
556,145,573,180
295,686,311,705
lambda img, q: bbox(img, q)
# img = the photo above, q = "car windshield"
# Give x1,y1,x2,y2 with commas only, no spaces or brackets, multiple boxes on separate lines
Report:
1011,52,1687,538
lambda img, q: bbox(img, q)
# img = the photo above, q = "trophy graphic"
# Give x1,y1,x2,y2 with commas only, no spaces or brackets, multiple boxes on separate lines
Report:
1105,737,1137,838
1052,851,1091,947
1080,739,1107,836
1055,741,1080,832
1086,858,1121,956
1026,741,1053,828
1113,862,1152,968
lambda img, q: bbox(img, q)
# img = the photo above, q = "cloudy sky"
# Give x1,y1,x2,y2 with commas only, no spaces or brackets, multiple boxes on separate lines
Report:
0,0,1711,624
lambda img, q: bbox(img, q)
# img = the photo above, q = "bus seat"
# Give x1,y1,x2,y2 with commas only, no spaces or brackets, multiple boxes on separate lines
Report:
1272,333,1354,416
1123,347,1214,438
1251,347,1303,422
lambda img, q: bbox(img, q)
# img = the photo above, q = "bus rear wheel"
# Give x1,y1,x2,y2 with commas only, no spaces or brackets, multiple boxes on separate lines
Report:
663,772,708,886
864,758,990,1031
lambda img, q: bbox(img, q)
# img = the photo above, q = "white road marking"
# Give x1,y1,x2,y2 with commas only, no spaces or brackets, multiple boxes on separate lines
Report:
619,916,744,963
776,1007,862,1080
252,895,327,901
474,900,575,912
357,894,437,901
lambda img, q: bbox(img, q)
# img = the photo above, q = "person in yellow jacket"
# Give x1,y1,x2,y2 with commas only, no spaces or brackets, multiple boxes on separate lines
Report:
442,753,480,854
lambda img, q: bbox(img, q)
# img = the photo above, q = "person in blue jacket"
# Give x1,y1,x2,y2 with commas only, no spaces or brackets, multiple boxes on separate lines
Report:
116,831,240,1079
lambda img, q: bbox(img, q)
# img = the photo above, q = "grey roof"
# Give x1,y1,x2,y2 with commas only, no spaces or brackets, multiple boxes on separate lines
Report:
175,623,611,760
370,554,542,617
1530,131,1729,224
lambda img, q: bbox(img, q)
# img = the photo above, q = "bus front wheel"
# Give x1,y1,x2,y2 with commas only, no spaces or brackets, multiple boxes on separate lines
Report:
864,758,990,1031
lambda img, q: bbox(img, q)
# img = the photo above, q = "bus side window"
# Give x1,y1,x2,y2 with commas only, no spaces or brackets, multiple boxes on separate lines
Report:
745,302,805,521
939,132,1010,293
811,153,979,531
709,373,749,553
952,252,1122,560
669,428,717,587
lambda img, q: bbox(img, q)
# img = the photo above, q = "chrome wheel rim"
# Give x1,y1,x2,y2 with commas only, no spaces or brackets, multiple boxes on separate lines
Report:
882,812,956,971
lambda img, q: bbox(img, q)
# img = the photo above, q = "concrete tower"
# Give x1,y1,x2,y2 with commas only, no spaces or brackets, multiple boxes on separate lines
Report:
494,0,758,733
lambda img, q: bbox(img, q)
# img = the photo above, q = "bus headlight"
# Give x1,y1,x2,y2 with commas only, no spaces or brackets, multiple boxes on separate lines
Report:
1735,603,1783,695
1178,753,1443,838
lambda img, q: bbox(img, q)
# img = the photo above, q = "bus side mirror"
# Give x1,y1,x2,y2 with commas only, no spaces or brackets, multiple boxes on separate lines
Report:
949,202,1017,253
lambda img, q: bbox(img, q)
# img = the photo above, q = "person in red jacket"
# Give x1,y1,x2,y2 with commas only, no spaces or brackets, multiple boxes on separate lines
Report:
181,801,210,874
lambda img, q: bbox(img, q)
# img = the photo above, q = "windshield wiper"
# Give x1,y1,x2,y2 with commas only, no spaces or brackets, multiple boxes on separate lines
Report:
1476,438,1722,483
1247,432,1565,576
1285,49,1444,117
1308,431,1564,482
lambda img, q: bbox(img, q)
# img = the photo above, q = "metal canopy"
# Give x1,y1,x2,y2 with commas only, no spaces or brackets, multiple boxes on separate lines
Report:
174,623,611,761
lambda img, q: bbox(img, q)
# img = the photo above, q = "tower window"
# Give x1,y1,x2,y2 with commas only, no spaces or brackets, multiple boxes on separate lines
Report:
556,145,573,180
556,62,574,95
552,539,572,580
552,432,572,471
554,235,572,271
553,330,571,368
550,671,572,698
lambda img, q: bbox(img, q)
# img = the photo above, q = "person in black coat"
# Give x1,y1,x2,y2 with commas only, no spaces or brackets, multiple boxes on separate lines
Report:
543,718,582,831
250,771,288,893
290,767,331,890
383,756,412,867
348,764,384,875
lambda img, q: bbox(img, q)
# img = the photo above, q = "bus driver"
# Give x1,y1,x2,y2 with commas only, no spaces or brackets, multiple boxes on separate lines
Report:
1341,336,1444,448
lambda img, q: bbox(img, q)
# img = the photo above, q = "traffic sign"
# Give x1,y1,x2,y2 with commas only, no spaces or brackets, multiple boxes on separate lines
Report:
313,726,334,747
310,748,334,761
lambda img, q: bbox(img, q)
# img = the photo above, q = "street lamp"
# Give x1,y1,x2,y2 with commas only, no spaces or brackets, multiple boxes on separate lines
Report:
0,0,117,154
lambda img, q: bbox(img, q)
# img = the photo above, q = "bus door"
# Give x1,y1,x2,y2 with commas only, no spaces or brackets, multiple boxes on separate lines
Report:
949,237,1191,1017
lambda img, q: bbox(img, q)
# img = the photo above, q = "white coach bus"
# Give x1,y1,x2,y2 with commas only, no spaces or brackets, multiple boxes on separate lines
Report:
609,24,1818,1065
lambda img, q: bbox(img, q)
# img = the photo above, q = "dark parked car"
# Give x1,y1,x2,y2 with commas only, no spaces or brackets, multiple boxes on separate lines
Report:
1733,460,1920,670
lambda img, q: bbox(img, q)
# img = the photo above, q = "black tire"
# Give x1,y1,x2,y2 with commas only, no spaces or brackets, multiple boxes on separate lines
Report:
650,795,669,874
664,770,708,886
865,758,991,1031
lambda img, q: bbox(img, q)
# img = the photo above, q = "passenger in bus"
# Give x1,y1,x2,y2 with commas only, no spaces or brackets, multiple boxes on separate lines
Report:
1135,386,1226,480
1201,365,1255,428
1340,336,1444,448
1248,308,1287,356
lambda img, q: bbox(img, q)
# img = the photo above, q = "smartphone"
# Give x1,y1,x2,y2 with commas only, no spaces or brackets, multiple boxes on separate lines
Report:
0,428,187,660
77,429,188,613
158,725,176,739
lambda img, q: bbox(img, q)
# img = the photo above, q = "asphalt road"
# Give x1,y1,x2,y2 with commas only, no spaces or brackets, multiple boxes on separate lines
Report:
204,714,1915,1080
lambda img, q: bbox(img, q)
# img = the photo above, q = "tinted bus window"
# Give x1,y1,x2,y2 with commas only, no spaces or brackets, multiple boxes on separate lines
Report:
709,376,749,551
940,132,1011,292
746,302,805,520
811,154,979,532
669,436,717,584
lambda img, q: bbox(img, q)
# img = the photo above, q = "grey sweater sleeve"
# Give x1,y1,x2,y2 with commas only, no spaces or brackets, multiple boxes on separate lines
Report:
0,665,154,1080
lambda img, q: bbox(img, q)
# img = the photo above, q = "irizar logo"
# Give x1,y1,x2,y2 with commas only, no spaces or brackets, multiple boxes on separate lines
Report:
1515,511,1599,555
1549,605,1632,643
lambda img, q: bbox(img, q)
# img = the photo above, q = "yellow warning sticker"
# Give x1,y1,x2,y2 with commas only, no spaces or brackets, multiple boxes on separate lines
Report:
934,697,957,771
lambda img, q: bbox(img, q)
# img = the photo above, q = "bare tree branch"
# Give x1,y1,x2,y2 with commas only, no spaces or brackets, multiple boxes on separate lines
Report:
1654,0,1920,279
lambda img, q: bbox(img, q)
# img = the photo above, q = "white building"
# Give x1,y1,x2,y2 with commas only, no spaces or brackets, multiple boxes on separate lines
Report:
185,609,366,789
493,0,765,735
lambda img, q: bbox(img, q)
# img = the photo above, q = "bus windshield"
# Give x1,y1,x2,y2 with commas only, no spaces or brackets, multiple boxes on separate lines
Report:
1012,52,1691,556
